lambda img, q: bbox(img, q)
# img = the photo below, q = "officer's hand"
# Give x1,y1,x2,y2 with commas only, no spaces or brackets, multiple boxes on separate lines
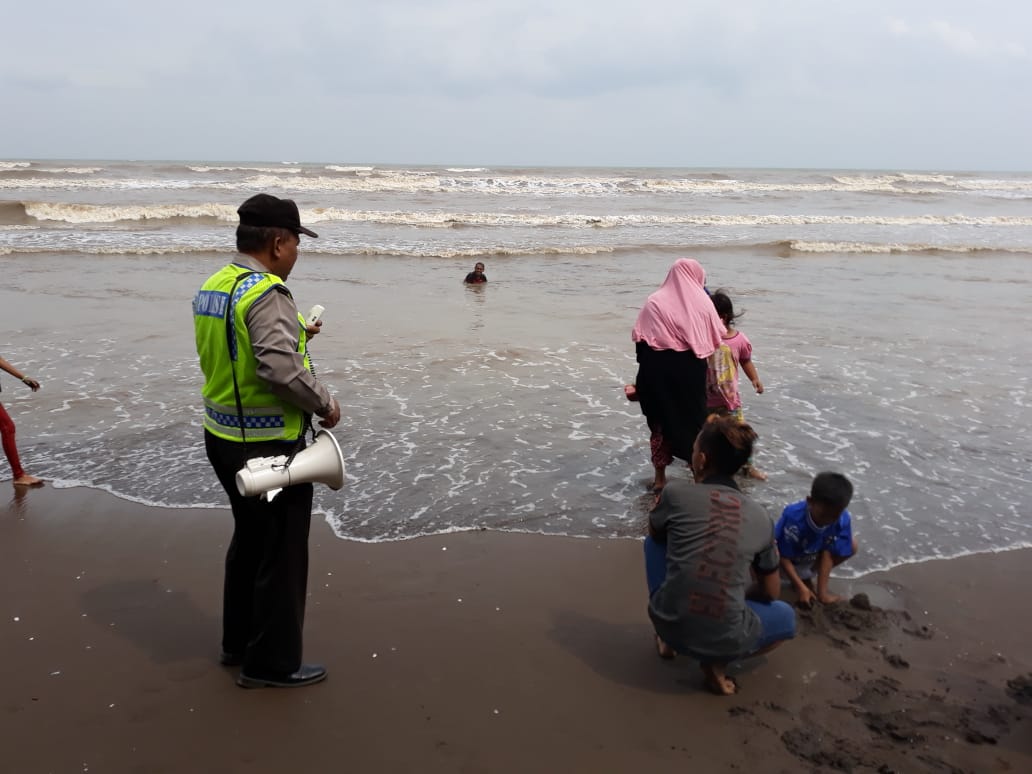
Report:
306,321,323,337
319,398,341,429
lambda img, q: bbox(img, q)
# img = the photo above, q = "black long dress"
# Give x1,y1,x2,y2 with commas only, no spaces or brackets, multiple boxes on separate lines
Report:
634,340,709,462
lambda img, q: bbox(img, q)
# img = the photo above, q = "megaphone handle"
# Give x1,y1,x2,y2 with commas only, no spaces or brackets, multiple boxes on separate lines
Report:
279,414,315,471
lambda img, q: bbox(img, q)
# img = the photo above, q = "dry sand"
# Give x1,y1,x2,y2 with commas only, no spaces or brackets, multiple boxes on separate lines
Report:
2,485,1030,773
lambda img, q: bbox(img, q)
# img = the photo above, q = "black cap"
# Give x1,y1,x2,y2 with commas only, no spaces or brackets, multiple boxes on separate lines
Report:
237,193,318,238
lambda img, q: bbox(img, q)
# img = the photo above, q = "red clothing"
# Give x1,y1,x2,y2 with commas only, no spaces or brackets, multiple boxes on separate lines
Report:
0,403,26,480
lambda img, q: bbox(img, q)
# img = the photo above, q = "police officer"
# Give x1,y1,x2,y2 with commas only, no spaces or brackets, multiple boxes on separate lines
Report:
194,193,341,688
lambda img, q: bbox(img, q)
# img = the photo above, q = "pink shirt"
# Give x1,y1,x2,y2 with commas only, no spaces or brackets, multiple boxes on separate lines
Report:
706,330,753,410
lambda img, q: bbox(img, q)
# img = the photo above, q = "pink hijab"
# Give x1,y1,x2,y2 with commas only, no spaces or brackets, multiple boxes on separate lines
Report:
632,258,725,358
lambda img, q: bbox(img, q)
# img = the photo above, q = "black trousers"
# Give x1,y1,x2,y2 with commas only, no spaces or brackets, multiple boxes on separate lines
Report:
205,431,312,674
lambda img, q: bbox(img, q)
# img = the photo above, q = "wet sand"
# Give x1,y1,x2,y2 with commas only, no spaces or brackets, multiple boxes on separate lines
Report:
2,485,1030,773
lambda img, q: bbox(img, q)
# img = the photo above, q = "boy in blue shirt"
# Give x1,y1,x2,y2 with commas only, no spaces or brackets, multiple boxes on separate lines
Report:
775,472,857,608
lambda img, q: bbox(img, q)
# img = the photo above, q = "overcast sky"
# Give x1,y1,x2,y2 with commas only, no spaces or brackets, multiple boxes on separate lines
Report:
3,1,1030,169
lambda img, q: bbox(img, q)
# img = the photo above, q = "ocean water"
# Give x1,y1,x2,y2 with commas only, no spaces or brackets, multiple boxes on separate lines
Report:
2,160,1030,575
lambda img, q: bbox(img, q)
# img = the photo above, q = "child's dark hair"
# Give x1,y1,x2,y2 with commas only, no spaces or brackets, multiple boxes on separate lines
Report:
710,289,741,326
810,472,853,510
696,417,757,476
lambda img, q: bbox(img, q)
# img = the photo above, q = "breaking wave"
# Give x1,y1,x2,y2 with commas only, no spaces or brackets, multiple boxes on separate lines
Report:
3,168,1031,198
782,240,1032,255
187,165,302,174
9,200,1032,228
4,238,1029,259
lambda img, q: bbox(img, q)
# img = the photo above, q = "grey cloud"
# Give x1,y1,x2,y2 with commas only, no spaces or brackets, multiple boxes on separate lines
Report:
2,0,1031,167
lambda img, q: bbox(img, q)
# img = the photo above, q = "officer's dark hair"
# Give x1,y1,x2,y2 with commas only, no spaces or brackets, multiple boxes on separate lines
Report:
236,225,293,255
810,472,854,510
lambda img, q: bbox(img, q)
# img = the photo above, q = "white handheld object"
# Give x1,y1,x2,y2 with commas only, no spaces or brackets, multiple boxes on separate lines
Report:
235,430,346,501
307,304,325,326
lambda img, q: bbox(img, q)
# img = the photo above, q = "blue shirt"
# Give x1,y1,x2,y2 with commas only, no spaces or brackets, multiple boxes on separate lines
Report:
775,500,853,565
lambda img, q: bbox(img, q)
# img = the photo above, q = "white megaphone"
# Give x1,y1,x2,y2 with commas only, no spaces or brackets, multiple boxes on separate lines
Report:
235,430,346,501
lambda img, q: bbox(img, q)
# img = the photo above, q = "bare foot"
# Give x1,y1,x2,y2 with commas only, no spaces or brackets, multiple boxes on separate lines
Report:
655,634,676,660
650,468,667,492
818,592,843,605
623,384,639,402
13,474,44,487
744,465,768,481
700,663,738,695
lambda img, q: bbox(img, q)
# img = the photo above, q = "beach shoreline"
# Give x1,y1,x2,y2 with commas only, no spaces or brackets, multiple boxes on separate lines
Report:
2,484,1030,773
4,162,1032,570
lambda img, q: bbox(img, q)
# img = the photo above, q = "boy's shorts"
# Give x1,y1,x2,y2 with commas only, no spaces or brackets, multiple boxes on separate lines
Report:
789,561,817,581
787,549,854,581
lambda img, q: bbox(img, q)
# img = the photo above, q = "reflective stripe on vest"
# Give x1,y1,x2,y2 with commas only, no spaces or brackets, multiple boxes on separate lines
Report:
202,398,286,439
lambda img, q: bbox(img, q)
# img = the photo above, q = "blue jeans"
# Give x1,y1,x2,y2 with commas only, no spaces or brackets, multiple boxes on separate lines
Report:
644,535,795,654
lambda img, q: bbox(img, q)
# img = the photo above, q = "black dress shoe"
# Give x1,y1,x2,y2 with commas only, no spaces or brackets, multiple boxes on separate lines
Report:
219,650,244,666
237,663,327,688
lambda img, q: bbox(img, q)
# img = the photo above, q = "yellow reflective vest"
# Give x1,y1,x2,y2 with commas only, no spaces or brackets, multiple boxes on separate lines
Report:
193,263,311,442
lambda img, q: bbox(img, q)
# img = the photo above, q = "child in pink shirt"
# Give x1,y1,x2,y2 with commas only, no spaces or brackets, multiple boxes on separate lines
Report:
706,291,767,480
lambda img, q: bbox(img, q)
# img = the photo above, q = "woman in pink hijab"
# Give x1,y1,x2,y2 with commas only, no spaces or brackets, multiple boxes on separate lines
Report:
630,258,725,490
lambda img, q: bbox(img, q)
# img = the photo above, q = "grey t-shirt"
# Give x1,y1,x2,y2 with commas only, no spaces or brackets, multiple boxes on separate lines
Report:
648,477,780,661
